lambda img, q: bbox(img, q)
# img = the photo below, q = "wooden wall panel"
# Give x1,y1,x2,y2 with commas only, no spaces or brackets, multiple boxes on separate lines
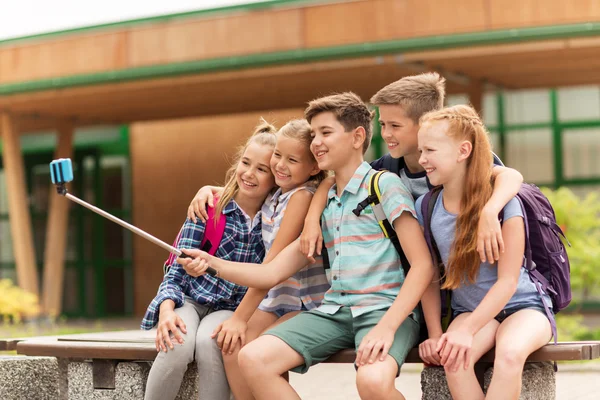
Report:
304,0,487,48
130,108,303,316
0,32,128,84
128,9,303,67
488,0,600,29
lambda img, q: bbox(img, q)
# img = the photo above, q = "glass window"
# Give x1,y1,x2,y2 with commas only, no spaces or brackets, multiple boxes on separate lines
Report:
0,221,13,263
505,129,554,183
566,184,600,199
488,132,501,160
504,89,551,125
62,267,80,315
1,268,17,282
563,128,600,179
558,86,600,122
446,94,469,107
482,93,498,128
0,170,8,214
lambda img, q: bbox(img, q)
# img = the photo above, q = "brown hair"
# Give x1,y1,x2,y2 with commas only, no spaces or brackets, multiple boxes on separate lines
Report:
215,118,277,218
304,92,373,154
420,105,493,290
371,72,446,123
277,119,328,184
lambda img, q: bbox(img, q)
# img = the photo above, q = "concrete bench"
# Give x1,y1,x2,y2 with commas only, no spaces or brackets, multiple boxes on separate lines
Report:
6,332,600,399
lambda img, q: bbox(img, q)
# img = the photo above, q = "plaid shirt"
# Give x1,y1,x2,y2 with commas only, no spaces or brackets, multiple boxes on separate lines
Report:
141,200,264,330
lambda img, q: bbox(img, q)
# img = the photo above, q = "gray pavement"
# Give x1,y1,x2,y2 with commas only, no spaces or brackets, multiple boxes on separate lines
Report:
290,363,600,400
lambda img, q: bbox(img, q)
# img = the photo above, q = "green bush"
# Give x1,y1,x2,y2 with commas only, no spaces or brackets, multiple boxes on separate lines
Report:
542,187,600,305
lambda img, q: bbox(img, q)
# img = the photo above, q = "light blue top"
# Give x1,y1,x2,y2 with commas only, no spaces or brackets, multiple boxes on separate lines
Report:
415,192,550,314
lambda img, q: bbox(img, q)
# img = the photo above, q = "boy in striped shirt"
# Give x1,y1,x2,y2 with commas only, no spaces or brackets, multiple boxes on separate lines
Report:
181,92,435,400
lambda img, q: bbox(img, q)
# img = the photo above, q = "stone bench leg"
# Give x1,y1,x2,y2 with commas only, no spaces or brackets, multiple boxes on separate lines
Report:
484,362,555,400
422,362,555,400
68,361,199,400
0,356,59,400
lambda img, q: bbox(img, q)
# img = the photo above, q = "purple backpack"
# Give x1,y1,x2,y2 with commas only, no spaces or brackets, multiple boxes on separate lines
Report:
422,183,572,341
502,184,572,314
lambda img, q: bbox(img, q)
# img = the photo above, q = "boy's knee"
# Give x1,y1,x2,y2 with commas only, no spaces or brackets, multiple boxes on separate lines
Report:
238,342,268,373
356,366,395,399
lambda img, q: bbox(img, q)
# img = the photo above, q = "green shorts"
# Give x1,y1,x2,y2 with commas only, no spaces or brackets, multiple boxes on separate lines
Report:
263,306,419,374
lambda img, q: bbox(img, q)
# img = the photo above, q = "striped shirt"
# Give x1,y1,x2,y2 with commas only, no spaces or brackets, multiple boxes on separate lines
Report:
141,200,265,330
316,161,417,318
258,185,330,314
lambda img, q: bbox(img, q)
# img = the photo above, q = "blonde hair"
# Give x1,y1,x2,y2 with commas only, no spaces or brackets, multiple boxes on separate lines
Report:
419,105,493,290
371,72,446,123
304,92,374,154
215,118,277,218
277,119,328,185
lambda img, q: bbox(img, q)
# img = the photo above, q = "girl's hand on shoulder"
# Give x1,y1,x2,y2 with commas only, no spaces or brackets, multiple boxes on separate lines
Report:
436,328,473,372
419,337,442,366
355,323,395,367
177,249,212,277
187,186,217,223
300,220,323,263
155,310,187,353
477,206,505,263
211,315,248,355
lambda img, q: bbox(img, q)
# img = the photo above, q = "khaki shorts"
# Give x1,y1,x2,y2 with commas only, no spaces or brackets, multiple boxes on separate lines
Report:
264,306,419,374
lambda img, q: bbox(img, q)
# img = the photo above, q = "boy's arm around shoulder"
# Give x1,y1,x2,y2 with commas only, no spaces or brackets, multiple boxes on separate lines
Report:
300,176,335,260
477,165,524,263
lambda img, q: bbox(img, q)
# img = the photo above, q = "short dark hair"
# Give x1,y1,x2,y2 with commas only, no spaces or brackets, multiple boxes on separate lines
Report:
304,92,373,154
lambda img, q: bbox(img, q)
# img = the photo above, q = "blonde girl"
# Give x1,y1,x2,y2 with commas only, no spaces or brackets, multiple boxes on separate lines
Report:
142,120,277,400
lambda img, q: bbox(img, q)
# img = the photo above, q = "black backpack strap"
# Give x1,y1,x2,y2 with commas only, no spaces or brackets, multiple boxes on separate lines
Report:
354,171,411,277
421,187,452,330
421,188,443,269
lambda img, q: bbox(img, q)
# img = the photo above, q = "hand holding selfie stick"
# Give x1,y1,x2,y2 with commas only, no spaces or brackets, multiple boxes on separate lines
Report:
49,158,217,276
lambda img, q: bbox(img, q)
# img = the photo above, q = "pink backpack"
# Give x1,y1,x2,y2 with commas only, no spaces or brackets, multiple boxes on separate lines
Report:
163,203,227,275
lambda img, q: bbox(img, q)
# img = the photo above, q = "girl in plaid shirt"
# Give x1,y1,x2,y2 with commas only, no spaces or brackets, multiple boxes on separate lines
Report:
186,119,330,400
143,119,277,400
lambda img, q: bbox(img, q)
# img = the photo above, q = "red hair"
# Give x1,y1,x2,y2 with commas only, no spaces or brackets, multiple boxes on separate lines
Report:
420,105,494,289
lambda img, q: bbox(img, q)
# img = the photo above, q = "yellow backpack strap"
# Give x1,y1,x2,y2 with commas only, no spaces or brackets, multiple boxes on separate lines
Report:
368,171,392,238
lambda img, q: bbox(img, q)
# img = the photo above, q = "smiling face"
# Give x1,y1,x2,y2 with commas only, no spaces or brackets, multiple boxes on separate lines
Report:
378,104,419,158
270,134,319,193
309,111,363,172
235,141,275,202
417,120,463,187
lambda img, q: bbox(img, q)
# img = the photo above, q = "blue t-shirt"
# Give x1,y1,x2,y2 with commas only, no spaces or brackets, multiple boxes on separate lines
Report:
415,192,550,314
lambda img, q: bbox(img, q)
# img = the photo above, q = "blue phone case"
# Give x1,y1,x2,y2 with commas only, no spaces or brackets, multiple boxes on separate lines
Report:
50,158,73,184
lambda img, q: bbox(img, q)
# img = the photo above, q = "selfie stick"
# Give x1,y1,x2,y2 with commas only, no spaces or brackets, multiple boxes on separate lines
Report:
49,158,217,276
